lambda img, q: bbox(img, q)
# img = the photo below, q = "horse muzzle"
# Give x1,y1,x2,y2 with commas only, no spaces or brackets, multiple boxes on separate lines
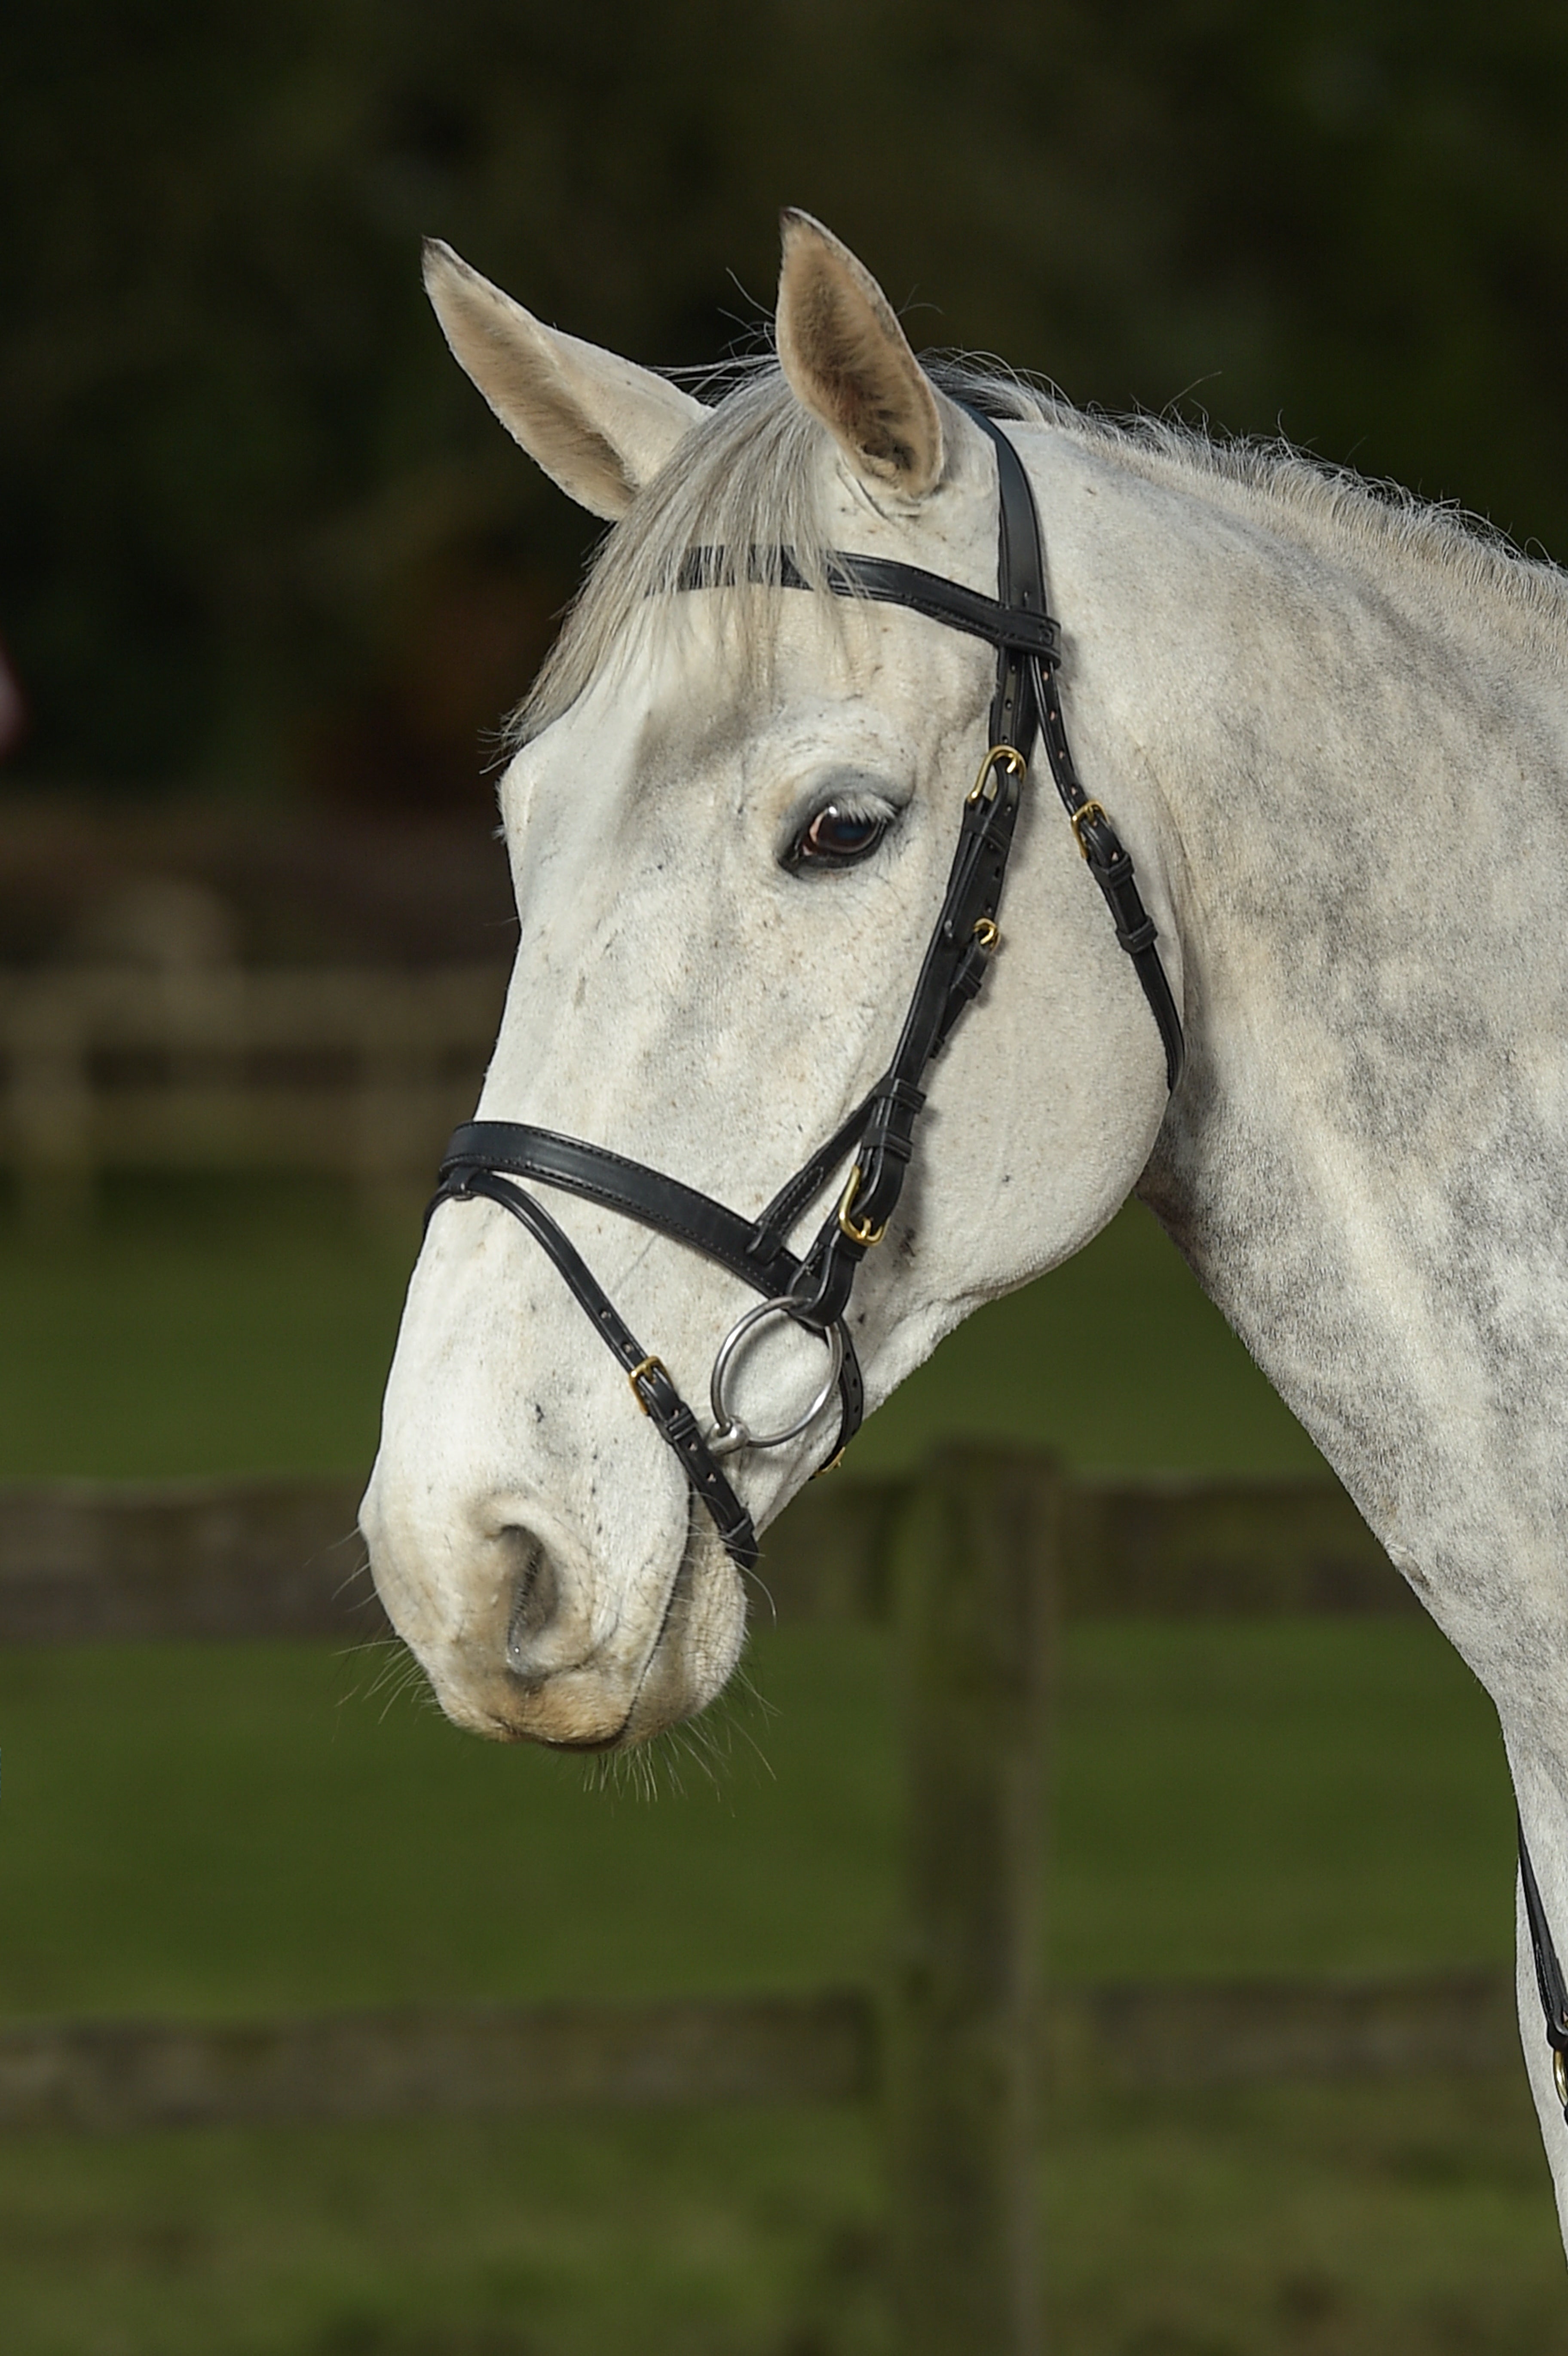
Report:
359,1474,748,1749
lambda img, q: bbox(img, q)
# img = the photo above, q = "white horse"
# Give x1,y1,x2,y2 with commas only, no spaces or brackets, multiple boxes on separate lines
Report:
362,211,1568,2221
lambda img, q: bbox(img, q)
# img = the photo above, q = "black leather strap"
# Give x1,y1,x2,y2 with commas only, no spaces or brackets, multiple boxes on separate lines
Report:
432,1122,867,1545
442,1122,810,1298
970,411,1049,754
962,416,1183,1087
784,752,1023,1330
781,411,1046,1331
437,1121,866,1446
1519,1819,1568,2120
1030,650,1185,1090
749,1085,881,1260
677,546,1060,664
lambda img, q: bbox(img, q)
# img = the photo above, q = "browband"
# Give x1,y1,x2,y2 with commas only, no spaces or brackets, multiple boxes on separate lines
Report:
676,546,1062,663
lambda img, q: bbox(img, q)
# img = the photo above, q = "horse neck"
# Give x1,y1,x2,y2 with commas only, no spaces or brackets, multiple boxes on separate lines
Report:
1111,450,1568,1679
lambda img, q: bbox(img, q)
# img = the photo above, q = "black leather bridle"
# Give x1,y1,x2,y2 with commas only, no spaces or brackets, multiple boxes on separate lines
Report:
425,401,1568,2136
426,409,1184,1576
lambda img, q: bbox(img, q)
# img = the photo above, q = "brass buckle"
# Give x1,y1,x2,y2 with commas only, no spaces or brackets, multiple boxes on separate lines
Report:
1069,799,1107,860
1556,2049,1568,2112
967,743,1027,806
972,916,1000,952
627,1355,668,1413
836,1165,887,1249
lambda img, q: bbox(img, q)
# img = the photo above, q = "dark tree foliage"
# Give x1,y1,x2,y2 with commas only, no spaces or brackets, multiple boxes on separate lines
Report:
3,0,1565,804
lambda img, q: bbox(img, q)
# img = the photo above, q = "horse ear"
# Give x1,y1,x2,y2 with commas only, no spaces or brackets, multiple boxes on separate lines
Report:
422,240,708,521
775,211,945,500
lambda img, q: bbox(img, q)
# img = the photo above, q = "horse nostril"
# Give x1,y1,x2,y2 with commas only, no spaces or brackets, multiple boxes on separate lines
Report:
503,1529,560,1671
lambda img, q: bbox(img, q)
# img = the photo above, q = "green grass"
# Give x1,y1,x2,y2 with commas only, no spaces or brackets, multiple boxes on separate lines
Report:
0,1618,1550,2356
0,2079,1562,2356
0,1176,410,1482
0,1175,1556,2353
0,1618,1515,2023
0,1610,1537,2352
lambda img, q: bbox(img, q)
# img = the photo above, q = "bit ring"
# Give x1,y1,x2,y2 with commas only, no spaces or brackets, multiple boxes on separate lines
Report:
709,1299,844,1458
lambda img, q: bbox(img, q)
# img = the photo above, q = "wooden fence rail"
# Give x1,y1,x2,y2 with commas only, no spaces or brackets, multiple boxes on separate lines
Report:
0,961,507,1223
0,1970,1517,2140
0,1449,1452,2353
0,1459,1411,1647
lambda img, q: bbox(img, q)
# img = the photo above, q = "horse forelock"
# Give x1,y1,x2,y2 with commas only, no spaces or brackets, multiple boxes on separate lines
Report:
510,353,1568,753
510,365,842,745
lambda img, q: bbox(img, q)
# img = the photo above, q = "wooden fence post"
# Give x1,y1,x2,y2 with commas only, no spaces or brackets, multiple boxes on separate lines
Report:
885,1445,1057,2355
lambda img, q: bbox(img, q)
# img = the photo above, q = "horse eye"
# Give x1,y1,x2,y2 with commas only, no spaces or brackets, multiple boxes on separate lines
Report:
789,803,890,870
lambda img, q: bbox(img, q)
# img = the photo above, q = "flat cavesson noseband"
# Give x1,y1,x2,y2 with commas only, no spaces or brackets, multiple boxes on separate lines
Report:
426,408,1185,1576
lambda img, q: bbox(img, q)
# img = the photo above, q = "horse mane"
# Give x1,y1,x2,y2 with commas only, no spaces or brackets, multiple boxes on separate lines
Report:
1027,375,1568,653
512,355,1568,745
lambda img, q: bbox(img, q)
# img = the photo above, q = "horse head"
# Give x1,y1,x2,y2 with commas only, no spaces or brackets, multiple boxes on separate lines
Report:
361,214,1181,1749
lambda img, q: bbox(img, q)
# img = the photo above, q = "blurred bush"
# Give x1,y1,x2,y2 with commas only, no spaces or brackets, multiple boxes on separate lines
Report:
4,0,1566,806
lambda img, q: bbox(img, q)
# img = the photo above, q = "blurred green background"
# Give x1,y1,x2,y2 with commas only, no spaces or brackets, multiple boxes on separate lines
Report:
0,1176,1546,2355
5,0,1567,812
4,2,1568,2349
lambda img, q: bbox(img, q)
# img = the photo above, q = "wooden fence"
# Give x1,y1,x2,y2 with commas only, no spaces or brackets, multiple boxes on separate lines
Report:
0,1452,1507,2356
0,961,507,1223
0,1455,1423,1646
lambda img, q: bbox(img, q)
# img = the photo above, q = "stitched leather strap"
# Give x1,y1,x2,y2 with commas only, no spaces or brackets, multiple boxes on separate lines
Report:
442,1122,811,1296
1032,656,1185,1088
784,753,1023,1330
677,546,1060,663
778,415,1184,1090
965,414,1183,1088
781,411,1045,1331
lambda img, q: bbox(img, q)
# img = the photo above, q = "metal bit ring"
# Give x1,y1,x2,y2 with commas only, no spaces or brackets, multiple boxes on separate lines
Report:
709,1299,845,1458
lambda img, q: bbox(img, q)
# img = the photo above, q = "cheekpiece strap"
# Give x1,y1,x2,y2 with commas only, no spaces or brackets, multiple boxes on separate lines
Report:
782,410,1047,1331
